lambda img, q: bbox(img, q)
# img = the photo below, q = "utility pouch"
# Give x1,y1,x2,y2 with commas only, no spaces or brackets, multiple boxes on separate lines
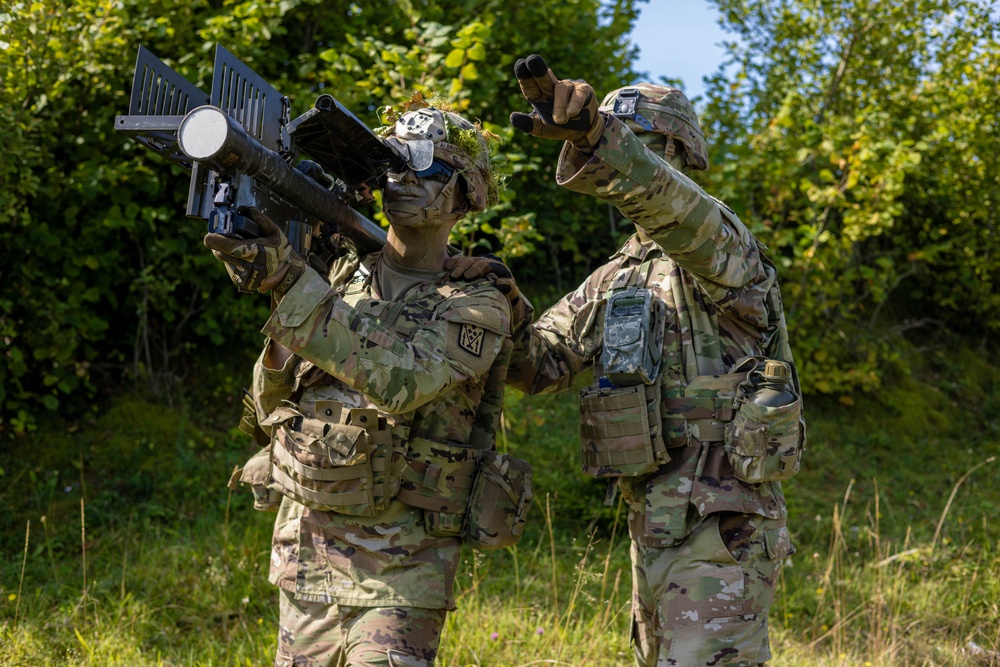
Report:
228,446,282,512
463,451,534,550
396,438,480,537
579,381,668,477
263,405,382,516
724,362,805,484
600,286,666,387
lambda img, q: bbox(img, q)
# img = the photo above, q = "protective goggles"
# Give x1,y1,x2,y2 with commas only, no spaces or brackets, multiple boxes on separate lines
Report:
388,160,455,184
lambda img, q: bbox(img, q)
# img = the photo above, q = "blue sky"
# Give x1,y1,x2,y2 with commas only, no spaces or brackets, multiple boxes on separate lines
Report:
628,0,731,103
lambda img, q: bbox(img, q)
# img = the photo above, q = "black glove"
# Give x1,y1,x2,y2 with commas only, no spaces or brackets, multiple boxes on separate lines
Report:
509,54,605,150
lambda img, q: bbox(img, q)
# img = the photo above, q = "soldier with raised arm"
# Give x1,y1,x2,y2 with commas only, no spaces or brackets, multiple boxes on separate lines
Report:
454,55,806,666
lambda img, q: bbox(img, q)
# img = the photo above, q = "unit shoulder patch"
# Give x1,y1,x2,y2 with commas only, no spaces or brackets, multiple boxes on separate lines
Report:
458,323,485,357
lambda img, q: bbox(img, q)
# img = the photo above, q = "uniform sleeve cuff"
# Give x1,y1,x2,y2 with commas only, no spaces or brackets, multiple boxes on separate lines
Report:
270,268,333,329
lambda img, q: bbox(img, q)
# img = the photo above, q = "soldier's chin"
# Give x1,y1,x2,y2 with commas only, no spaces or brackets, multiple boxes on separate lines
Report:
384,204,424,227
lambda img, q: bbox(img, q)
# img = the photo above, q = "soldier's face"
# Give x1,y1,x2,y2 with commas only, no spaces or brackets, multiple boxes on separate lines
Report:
384,166,461,225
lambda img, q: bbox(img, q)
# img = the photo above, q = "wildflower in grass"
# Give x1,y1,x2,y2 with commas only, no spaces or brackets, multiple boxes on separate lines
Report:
490,632,498,641
535,627,544,636
8,594,15,601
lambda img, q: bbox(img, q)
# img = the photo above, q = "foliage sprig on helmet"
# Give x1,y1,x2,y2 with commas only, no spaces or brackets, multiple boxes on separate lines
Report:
378,95,504,215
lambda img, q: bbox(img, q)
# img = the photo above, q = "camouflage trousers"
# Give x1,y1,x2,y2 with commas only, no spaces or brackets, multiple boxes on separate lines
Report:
275,589,447,667
630,512,786,667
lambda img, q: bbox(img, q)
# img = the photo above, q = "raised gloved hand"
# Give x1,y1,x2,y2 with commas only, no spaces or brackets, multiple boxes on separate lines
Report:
509,54,605,150
204,206,305,296
443,254,535,345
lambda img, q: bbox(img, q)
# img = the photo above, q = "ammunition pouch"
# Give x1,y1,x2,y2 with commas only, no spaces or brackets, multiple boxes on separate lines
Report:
228,446,282,512
240,402,535,547
261,403,397,517
725,364,804,484
397,438,480,537
397,438,534,548
578,355,805,485
578,380,668,477
463,451,533,550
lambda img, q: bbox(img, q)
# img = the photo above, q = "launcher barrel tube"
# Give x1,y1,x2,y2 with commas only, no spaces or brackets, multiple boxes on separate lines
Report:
178,105,386,252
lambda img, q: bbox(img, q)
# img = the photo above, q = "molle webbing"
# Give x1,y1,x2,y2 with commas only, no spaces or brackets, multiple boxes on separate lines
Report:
662,395,734,445
263,404,394,516
662,367,751,446
396,438,480,514
269,462,373,507
579,382,667,477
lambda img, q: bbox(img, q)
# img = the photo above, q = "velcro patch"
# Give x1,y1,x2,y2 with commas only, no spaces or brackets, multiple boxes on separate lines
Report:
458,323,485,357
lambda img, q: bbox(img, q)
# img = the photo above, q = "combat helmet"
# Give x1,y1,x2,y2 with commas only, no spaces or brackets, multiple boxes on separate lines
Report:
599,84,709,171
381,107,497,224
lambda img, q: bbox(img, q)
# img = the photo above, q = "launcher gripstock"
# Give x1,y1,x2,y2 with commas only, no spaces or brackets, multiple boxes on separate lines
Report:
114,45,398,284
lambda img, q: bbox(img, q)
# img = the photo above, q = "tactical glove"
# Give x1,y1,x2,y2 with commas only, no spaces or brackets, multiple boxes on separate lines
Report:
443,254,535,345
204,206,305,296
509,54,606,150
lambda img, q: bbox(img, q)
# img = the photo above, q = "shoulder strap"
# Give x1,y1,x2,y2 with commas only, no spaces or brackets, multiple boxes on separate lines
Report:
467,337,513,451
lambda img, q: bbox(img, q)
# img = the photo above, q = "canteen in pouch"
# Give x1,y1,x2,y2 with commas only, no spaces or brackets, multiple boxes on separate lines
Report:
724,359,805,484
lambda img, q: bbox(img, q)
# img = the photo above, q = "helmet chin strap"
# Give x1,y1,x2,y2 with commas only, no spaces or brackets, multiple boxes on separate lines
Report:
384,170,465,227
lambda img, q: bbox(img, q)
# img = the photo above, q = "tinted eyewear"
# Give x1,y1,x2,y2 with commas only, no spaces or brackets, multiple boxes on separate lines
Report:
389,160,455,184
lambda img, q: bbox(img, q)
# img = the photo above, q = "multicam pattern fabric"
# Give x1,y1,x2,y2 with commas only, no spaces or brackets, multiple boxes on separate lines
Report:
631,513,791,667
508,114,799,544
253,252,511,610
275,589,444,667
599,83,710,171
463,450,534,549
506,114,802,665
386,108,493,213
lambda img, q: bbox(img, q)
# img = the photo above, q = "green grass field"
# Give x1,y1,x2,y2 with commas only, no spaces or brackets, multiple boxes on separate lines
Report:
2,343,998,666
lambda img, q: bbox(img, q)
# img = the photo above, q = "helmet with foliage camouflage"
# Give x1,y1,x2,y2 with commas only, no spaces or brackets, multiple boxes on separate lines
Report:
599,83,709,171
381,106,498,222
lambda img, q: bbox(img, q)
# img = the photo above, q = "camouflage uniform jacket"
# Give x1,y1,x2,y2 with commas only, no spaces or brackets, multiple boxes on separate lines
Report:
507,115,798,547
253,251,512,608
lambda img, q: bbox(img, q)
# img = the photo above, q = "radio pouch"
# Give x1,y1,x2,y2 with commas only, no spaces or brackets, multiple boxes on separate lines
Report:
600,286,667,387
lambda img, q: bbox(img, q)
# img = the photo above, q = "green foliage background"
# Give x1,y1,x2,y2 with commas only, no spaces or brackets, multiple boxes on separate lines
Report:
1,0,998,422
2,2,1000,664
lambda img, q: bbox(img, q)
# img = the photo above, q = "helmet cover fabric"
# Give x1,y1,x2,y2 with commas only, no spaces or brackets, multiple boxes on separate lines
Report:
600,84,709,171
389,108,493,212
